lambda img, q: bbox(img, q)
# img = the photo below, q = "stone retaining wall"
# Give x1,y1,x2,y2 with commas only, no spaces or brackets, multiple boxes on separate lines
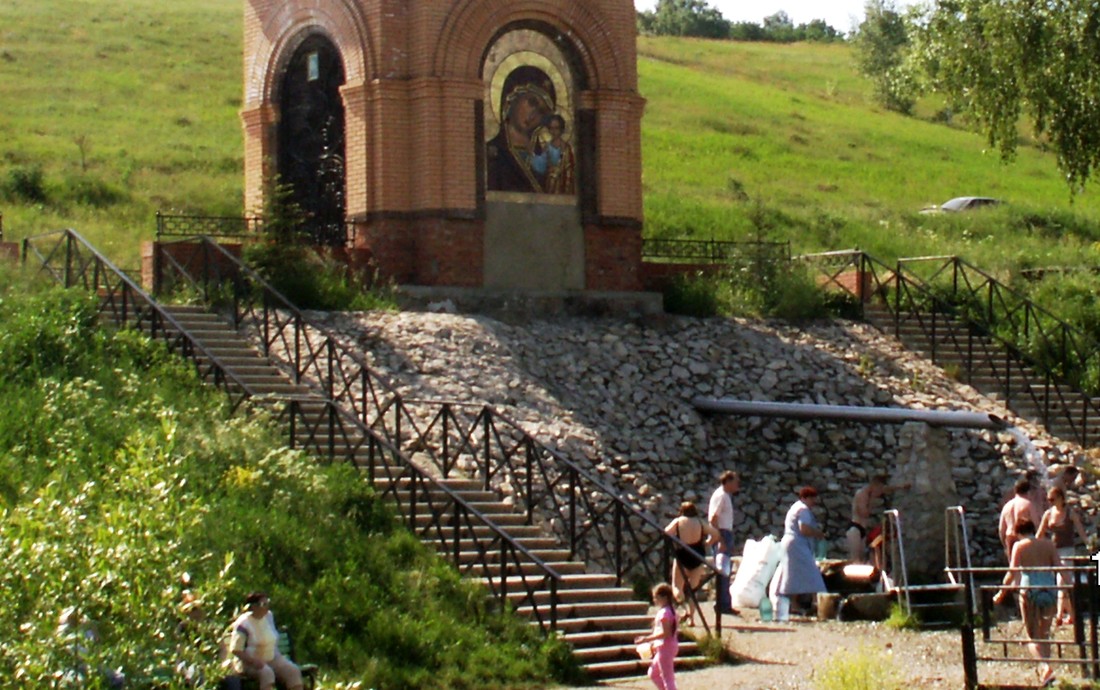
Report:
312,308,1097,570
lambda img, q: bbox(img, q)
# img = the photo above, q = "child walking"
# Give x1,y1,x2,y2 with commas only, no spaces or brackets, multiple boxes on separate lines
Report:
635,583,679,690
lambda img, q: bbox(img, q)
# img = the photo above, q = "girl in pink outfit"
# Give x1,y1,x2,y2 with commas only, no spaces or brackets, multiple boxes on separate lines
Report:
635,583,679,690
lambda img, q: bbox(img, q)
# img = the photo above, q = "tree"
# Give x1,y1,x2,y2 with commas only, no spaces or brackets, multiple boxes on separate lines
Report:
638,0,731,39
762,11,797,42
853,0,918,114
915,0,1100,192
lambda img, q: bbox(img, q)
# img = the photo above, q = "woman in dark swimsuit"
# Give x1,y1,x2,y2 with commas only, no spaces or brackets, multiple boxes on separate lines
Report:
664,502,720,626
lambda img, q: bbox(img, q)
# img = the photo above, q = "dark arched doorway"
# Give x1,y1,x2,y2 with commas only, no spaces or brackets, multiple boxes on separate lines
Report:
277,34,346,245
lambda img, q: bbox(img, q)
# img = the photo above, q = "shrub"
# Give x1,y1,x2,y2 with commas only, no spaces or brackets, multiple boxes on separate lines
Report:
61,174,129,208
815,643,903,690
0,272,571,689
2,165,48,203
243,241,396,311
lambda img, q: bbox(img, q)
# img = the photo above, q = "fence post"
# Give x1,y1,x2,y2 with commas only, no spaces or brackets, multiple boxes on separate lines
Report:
614,502,623,587
64,232,74,288
568,467,578,558
961,572,978,690
483,408,492,492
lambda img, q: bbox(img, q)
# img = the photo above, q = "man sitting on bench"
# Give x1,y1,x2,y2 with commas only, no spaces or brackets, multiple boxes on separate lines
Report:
228,592,303,690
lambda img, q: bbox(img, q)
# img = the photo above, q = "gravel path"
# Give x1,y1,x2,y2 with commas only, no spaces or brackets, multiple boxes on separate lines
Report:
568,608,1090,689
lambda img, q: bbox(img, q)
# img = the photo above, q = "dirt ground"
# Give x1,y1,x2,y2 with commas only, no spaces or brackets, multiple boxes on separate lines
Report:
570,608,1093,690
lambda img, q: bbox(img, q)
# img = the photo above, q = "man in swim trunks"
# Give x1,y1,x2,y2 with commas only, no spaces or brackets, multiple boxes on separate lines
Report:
994,519,1061,687
845,475,910,564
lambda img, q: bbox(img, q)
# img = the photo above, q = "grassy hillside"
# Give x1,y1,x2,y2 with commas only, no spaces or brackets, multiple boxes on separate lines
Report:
638,37,1100,269
0,264,574,689
2,3,1100,274
0,0,242,264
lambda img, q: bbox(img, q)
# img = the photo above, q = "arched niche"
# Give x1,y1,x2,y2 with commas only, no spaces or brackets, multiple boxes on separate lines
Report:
275,32,348,244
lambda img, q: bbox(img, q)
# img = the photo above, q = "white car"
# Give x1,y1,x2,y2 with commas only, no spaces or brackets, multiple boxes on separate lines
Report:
920,196,1003,214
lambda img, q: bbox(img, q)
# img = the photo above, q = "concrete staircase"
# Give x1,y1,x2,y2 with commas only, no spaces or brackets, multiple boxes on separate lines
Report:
160,305,708,680
863,302,1100,444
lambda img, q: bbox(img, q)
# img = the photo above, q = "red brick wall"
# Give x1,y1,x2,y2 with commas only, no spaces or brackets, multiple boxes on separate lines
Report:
242,0,643,290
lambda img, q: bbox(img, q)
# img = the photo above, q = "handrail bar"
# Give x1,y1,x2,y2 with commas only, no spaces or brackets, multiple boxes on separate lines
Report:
157,234,721,582
21,229,261,401
24,230,566,624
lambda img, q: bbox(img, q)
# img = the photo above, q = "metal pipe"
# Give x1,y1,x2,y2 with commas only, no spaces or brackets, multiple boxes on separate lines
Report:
692,398,1006,430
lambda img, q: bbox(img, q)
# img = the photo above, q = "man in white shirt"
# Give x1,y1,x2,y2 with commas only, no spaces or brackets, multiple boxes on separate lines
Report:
708,470,740,615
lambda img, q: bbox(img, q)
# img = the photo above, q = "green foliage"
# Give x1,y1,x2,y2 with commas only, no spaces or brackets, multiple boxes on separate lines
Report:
662,261,833,321
2,165,48,204
815,643,903,689
243,241,397,312
884,603,921,631
853,0,918,114
914,0,1100,192
638,0,730,39
695,634,735,663
0,272,570,689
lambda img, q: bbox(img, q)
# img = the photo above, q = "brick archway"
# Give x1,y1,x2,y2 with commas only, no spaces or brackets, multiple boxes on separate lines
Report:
433,0,634,90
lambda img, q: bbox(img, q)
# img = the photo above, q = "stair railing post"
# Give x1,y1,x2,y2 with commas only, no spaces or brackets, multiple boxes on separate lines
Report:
64,232,74,288
1091,563,1099,679
288,400,298,450
482,408,492,491
568,467,578,557
893,261,902,339
327,401,336,462
451,507,461,565
262,290,271,358
441,405,450,477
525,440,534,526
961,567,978,690
614,501,623,586
549,577,558,632
293,315,302,384
326,338,335,402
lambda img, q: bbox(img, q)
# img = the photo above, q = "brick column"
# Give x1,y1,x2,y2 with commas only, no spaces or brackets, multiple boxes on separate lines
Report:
340,80,370,218
240,104,278,215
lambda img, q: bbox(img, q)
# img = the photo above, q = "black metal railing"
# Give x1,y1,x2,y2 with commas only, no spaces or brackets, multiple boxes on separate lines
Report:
156,212,264,242
641,237,790,264
21,229,257,412
951,562,1099,689
154,234,723,632
801,250,1100,446
156,212,355,247
22,229,566,632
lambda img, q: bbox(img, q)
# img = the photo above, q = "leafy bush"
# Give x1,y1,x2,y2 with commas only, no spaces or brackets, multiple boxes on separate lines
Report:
815,643,903,689
0,271,572,689
243,241,397,311
662,262,834,321
2,165,48,203
61,174,129,208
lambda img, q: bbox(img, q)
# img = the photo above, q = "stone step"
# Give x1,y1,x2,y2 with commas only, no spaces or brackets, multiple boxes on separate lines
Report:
582,654,710,679
505,586,637,606
515,599,648,620
461,560,588,577
573,640,700,663
542,614,654,633
480,573,619,591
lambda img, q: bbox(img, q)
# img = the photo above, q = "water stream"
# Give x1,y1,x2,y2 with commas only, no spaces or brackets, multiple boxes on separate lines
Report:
1005,425,1050,487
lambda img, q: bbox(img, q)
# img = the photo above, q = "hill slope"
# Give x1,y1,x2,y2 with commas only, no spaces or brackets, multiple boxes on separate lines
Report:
1,5,1098,271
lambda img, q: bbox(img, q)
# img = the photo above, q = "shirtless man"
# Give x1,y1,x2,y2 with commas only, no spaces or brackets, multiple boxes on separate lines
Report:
1000,477,1039,561
845,475,910,564
993,520,1061,687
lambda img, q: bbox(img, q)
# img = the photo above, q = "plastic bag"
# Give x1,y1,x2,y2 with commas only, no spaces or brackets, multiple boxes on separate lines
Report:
729,535,782,608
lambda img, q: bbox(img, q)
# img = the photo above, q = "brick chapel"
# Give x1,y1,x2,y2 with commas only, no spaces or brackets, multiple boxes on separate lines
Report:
241,0,646,292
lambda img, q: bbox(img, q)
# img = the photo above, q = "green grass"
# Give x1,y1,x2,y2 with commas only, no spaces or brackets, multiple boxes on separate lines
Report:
638,36,1100,270
3,8,1100,278
0,0,242,267
0,264,577,689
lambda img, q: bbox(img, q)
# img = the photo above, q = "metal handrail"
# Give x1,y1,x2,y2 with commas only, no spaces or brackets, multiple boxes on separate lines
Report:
883,509,911,615
954,562,1100,688
801,249,1100,446
641,237,791,263
22,229,566,631
153,235,724,628
944,506,977,614
21,229,259,412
